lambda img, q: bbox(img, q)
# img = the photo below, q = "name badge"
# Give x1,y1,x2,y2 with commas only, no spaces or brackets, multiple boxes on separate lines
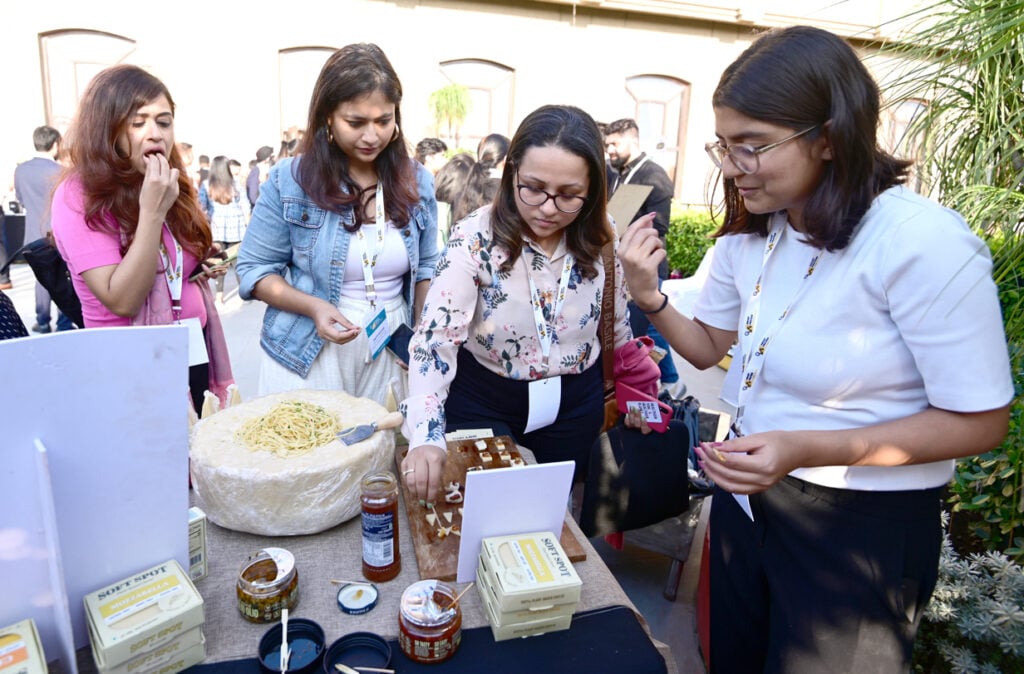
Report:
180,316,209,366
365,306,389,361
525,376,561,433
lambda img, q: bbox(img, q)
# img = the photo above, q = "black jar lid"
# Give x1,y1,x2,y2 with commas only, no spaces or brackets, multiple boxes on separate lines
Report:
322,632,392,673
258,617,325,674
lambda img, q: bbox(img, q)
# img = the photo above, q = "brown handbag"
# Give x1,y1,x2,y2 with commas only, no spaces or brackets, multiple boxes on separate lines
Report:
599,243,619,432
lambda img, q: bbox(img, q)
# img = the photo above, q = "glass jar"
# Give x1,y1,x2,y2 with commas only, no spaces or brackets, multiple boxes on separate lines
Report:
361,470,401,582
398,580,462,664
236,547,299,623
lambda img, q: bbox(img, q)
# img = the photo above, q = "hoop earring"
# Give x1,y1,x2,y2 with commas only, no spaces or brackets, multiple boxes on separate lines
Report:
391,125,400,143
326,127,334,145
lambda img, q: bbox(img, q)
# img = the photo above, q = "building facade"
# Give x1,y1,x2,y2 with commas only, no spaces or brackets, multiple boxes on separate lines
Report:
2,0,929,208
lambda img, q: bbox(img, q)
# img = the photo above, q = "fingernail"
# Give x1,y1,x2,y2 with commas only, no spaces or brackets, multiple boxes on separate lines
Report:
426,502,435,509
711,442,724,447
418,499,426,507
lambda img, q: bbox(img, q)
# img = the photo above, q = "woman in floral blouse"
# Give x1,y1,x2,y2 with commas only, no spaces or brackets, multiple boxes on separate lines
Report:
401,105,634,504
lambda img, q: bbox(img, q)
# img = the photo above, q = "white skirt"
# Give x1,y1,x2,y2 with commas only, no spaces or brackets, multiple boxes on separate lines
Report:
258,294,409,408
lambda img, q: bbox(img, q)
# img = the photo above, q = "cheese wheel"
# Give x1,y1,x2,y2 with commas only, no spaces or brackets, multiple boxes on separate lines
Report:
189,390,395,535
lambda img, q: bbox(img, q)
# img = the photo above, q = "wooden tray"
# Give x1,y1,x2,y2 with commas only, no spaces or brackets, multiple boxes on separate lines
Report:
394,436,586,581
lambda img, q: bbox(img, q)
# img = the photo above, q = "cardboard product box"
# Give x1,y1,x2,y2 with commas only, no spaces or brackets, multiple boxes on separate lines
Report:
94,628,204,674
478,531,582,613
188,507,208,581
476,565,576,625
477,567,572,641
0,619,47,674
113,639,205,674
84,560,204,669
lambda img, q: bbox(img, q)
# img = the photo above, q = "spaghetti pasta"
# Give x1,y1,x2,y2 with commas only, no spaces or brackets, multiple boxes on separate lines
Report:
234,401,341,457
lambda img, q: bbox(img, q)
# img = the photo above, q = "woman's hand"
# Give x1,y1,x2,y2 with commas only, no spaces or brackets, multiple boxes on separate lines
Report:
623,408,653,434
694,431,805,494
618,213,664,310
401,444,447,505
138,152,179,225
311,299,360,344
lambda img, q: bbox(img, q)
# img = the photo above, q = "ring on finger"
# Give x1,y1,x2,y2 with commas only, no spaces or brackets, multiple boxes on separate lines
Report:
403,468,415,475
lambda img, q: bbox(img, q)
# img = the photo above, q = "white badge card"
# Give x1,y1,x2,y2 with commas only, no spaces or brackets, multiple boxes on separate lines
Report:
181,317,209,366
626,400,662,424
365,306,390,360
525,376,561,433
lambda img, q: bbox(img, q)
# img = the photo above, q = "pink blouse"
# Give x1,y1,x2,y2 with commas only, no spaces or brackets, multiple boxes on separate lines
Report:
51,177,207,328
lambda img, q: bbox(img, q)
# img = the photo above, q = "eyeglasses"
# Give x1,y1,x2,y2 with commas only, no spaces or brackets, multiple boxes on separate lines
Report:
704,125,819,175
515,176,587,214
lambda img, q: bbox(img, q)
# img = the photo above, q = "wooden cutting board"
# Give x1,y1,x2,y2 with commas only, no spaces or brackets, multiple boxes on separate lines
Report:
394,437,586,581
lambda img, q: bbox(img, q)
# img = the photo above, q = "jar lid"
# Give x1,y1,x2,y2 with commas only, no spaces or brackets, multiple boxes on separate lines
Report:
399,579,458,627
323,632,391,672
257,617,324,674
336,583,379,615
240,548,296,592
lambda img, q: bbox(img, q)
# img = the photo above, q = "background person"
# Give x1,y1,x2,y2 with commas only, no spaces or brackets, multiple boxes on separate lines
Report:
604,117,680,396
246,145,275,208
14,125,74,332
199,155,250,299
414,137,448,176
50,64,234,413
401,105,633,504
619,25,1012,672
237,43,438,405
451,132,509,223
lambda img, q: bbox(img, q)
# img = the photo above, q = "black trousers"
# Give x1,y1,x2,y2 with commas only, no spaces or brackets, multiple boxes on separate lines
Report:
445,348,604,481
709,476,942,673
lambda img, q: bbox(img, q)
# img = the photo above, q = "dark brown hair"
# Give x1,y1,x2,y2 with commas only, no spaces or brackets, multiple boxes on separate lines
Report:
295,43,417,232
712,26,911,250
491,105,611,278
62,64,210,257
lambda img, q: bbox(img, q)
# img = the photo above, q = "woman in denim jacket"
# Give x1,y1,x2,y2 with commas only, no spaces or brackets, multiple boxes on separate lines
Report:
237,44,438,404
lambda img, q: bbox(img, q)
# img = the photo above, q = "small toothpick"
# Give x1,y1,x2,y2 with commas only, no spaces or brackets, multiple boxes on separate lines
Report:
447,581,475,609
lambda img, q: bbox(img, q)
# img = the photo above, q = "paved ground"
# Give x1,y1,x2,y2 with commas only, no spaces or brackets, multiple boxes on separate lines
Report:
6,260,732,673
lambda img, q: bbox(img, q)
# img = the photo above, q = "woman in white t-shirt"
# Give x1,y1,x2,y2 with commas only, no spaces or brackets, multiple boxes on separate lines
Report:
620,26,1012,672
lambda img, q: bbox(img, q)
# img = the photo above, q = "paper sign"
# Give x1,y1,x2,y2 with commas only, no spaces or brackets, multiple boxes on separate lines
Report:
607,184,653,237
1,326,190,659
525,376,560,433
456,460,574,582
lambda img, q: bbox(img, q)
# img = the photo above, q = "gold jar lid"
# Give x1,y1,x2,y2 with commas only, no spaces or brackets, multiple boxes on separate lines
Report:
238,547,296,594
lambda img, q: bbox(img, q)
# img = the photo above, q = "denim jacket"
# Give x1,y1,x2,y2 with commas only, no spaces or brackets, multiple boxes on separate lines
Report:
237,156,439,377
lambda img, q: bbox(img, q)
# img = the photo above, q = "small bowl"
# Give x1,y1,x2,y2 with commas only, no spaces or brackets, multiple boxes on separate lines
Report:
258,617,325,674
322,632,392,673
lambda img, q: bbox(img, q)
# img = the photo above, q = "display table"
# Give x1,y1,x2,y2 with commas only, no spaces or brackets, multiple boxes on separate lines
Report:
186,485,676,673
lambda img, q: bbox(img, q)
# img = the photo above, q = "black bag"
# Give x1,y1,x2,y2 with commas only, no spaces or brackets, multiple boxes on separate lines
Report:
579,417,694,537
17,236,84,328
660,392,716,494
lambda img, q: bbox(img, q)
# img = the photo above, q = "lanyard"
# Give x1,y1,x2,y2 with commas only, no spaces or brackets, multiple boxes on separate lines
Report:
734,219,823,432
524,245,575,372
355,182,386,307
158,224,184,322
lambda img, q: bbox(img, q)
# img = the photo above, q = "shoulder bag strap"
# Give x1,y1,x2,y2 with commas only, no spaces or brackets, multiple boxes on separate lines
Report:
600,243,616,401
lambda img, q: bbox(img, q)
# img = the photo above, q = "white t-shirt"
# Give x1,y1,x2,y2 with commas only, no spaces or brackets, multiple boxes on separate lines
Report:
695,185,1013,491
341,223,410,302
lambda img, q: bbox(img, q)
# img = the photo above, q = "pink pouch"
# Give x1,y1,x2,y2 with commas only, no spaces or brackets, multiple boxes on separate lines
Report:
613,335,661,399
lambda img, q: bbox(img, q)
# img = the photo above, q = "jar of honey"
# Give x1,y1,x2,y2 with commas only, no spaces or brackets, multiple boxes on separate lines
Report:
361,470,401,582
236,547,299,623
398,580,462,663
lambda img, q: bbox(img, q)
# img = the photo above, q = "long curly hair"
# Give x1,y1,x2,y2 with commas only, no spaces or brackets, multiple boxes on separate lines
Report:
62,64,210,257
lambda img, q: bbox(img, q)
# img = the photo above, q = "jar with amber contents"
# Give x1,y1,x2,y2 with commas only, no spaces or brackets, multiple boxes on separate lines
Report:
398,580,462,663
236,547,299,623
361,470,401,582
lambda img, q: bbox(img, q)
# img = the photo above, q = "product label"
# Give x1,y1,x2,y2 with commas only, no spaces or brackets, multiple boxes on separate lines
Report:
0,633,28,669
99,576,183,625
362,510,395,567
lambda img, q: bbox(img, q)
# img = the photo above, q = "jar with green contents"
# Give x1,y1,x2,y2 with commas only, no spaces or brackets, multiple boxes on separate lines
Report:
236,547,299,623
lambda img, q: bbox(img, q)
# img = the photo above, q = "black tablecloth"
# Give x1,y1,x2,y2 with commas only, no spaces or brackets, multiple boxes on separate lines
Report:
185,605,667,673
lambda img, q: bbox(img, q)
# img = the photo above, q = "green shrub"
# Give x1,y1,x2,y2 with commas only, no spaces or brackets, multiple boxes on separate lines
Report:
913,520,1024,673
665,204,717,277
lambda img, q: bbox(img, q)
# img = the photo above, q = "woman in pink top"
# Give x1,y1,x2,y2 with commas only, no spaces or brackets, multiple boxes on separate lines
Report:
51,64,232,412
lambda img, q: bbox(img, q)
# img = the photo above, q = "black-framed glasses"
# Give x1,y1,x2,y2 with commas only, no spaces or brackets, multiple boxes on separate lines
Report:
704,125,819,175
515,175,587,214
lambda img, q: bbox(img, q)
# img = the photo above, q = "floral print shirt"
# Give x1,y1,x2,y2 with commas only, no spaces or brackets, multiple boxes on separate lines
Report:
401,206,632,450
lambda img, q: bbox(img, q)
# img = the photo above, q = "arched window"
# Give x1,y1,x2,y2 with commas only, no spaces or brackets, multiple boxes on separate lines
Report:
438,59,514,151
39,29,136,131
625,75,691,194
279,47,336,138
